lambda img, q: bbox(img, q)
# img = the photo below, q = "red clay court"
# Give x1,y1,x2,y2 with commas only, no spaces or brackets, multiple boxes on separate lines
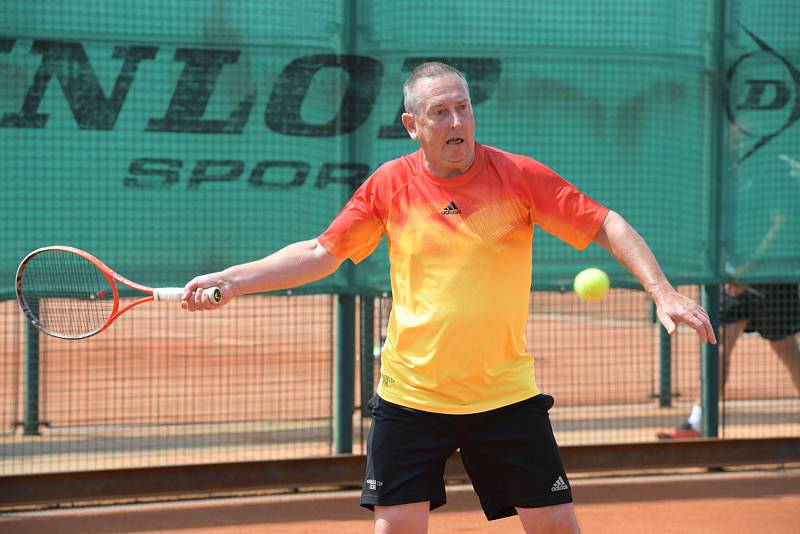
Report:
2,467,799,533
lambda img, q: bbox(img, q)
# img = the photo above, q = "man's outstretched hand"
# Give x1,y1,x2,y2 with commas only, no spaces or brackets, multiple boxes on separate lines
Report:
653,290,717,344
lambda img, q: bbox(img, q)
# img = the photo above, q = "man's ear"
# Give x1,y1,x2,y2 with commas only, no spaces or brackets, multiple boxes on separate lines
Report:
401,112,417,140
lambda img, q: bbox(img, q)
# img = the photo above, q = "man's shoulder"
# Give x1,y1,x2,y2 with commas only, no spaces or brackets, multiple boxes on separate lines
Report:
377,151,417,174
368,150,418,187
480,144,551,177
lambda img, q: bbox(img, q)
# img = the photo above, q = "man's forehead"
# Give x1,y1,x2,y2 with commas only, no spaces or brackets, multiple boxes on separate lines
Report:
416,74,470,104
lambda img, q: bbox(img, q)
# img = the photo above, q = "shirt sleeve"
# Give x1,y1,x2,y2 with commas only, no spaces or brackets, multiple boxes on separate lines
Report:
527,164,609,250
317,173,386,264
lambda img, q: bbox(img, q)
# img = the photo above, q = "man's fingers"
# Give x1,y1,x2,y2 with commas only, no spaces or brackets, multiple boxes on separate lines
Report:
182,281,228,312
658,311,677,336
181,287,193,304
181,281,197,311
703,318,718,344
690,317,708,344
689,305,717,345
201,288,218,310
676,311,717,345
193,286,204,310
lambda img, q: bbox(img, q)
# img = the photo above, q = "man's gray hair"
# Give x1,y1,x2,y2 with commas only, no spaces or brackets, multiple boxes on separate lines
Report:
403,62,469,115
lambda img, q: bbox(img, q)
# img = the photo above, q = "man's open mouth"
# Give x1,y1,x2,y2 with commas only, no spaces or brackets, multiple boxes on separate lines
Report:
446,138,464,145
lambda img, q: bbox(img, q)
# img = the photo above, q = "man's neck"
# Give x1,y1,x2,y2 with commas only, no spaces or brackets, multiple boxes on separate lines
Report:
424,153,476,179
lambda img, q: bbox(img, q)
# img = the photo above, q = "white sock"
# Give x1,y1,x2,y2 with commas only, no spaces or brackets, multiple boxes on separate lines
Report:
687,404,702,431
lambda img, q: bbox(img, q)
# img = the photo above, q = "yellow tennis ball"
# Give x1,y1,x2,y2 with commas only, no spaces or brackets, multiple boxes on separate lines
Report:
574,268,610,302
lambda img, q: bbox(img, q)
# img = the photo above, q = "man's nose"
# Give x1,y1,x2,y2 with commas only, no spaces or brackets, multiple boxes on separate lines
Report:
449,110,462,128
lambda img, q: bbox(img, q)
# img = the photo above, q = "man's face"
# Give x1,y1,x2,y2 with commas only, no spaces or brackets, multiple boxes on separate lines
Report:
402,74,476,178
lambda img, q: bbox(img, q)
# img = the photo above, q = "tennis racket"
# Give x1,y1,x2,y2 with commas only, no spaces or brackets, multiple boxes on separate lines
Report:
16,245,221,340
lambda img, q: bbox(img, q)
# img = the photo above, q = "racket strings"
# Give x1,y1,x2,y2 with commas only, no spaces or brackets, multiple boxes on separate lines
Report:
19,250,114,338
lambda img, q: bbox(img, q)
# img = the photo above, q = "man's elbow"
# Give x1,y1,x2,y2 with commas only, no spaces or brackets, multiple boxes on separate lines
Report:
311,239,346,276
592,210,617,250
594,210,648,251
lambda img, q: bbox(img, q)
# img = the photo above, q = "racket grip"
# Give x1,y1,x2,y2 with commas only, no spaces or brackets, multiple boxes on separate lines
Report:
154,287,222,304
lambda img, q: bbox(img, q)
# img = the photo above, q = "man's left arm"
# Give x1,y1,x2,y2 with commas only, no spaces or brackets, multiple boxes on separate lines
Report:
592,210,717,344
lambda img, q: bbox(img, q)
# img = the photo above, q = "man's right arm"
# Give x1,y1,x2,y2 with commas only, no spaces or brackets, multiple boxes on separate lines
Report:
181,239,344,311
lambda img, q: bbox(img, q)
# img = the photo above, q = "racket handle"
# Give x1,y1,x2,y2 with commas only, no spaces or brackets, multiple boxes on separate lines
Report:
154,287,222,304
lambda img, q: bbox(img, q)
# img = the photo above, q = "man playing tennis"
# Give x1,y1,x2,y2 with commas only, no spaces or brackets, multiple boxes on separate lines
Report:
183,62,716,533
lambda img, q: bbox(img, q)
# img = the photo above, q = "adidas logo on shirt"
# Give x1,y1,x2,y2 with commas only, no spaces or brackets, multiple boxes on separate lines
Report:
551,476,569,492
440,201,461,215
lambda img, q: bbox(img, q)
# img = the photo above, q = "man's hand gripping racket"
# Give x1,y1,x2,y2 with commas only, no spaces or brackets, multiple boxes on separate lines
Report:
181,274,235,312
15,245,222,340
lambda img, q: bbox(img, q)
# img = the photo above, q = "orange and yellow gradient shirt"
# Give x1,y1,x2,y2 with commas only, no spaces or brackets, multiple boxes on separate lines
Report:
318,144,608,414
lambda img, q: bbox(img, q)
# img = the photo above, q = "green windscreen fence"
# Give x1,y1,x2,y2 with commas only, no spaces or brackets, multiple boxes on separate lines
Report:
722,5,800,282
3,1,797,294
1,1,798,478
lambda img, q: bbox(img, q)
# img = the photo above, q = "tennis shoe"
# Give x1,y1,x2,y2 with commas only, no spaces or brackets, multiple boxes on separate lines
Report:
656,422,700,439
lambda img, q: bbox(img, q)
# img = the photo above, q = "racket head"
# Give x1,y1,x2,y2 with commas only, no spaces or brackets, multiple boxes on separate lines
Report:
16,246,119,339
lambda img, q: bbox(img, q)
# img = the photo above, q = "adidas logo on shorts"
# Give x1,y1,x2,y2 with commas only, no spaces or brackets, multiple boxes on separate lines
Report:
366,478,383,491
551,476,569,492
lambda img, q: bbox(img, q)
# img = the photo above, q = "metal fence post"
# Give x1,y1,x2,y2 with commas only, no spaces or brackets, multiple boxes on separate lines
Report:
700,0,727,439
360,296,375,417
701,284,721,437
23,320,42,436
652,301,673,407
334,294,356,453
658,326,672,407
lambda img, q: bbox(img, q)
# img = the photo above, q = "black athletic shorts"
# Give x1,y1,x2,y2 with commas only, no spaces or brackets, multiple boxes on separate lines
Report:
360,393,572,521
720,284,800,340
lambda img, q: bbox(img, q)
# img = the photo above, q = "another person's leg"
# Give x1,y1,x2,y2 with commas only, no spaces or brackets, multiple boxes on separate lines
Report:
769,335,800,392
721,319,748,388
681,282,800,430
656,286,749,439
680,319,747,435
755,284,800,393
